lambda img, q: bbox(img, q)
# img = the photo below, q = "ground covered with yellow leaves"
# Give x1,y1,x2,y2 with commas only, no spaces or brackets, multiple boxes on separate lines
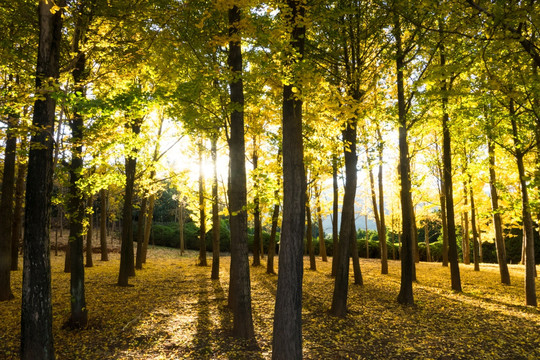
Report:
1,247,539,359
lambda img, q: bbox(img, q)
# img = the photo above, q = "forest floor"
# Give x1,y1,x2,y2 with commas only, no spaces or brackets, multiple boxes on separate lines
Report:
1,246,539,360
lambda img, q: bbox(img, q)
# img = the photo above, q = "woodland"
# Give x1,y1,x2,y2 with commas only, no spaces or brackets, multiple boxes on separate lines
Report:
0,0,539,359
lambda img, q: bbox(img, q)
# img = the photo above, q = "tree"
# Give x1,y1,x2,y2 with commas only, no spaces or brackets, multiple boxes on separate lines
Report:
272,0,306,357
211,136,220,279
226,3,254,340
21,1,63,358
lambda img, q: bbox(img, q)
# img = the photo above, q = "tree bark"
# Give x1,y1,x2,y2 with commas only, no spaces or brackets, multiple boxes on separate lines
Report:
306,198,316,271
21,1,63,357
227,4,254,340
376,127,388,274
509,100,537,306
211,137,220,280
440,39,462,292
469,176,480,271
272,1,305,356
331,154,339,277
487,134,510,284
351,222,363,286
142,194,155,263
316,186,327,262
425,222,431,262
135,196,147,270
11,140,28,271
118,119,141,286
0,114,17,300
462,181,470,265
198,141,207,267
179,200,185,255
394,13,415,305
252,144,261,266
99,189,108,261
85,196,93,268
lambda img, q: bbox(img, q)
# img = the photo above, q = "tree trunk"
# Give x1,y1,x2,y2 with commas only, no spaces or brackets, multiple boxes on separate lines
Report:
21,2,63,357
394,13,415,305
198,141,207,267
462,181,470,265
179,200,185,255
365,214,369,258
366,142,382,259
272,1,305,356
85,196,94,268
227,5,254,340
439,189,449,266
509,100,537,306
306,198,316,271
135,196,147,270
331,154,339,277
316,187,327,262
99,189,108,261
252,145,261,266
350,223,363,286
0,114,17,301
330,110,358,316
118,119,141,286
142,194,155,263
440,39,462,292
211,137,220,280
376,127,388,274
469,176,480,271
11,140,27,271
267,201,280,274
487,135,510,284
425,222,431,262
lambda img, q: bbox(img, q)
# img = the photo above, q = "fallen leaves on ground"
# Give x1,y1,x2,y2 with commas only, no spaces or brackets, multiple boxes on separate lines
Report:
0,247,539,359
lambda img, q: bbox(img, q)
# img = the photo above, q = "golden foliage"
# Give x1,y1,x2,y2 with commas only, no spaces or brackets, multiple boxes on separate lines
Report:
0,248,538,359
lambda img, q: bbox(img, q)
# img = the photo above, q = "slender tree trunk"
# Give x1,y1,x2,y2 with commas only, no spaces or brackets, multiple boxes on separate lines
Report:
509,100,537,306
412,206,419,265
118,119,141,286
85,196,94,268
331,154,339,277
179,200,185,255
439,190,449,266
394,13,415,305
11,141,27,271
198,141,207,266
227,5,254,340
351,222,363,286
425,222,431,262
487,134,510,284
306,198,316,271
365,214,369,258
252,145,261,266
462,181,470,265
272,1,305,356
377,128,388,274
99,189,108,261
211,137,220,280
440,39,462,292
316,187,327,262
0,114,17,300
330,111,358,316
142,194,155,263
469,176,480,271
21,2,62,357
267,151,281,275
135,196,147,270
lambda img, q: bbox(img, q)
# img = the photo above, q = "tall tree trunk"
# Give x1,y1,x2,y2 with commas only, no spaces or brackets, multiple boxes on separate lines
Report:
21,1,63,357
440,38,462,292
227,4,254,340
99,189,108,261
376,128,388,274
179,200,185,255
211,137,220,280
135,196,147,270
350,222,363,286
0,114,17,300
365,142,382,254
331,154,339,277
142,194,155,263
11,140,28,271
469,176,480,271
85,196,93,268
316,186,327,262
252,144,261,266
439,190,449,266
509,100,537,307
272,1,305,356
462,180,470,265
487,134,510,284
267,150,281,275
330,111,358,316
198,141,207,266
118,119,141,286
394,13,416,305
365,214,369,258
425,222,431,262
306,198,316,271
